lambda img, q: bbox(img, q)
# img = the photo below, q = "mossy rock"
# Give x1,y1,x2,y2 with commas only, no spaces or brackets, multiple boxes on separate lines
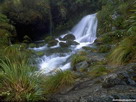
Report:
37,42,46,47
45,36,54,43
61,34,76,41
36,51,45,57
71,54,88,71
29,43,37,48
82,46,97,52
48,40,58,47
88,66,111,78
66,40,79,45
98,45,111,53
59,42,69,48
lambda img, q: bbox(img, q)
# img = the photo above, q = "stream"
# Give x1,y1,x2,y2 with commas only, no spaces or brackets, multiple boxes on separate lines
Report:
31,13,98,74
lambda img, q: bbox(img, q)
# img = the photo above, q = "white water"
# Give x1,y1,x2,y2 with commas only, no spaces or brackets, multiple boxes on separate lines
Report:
32,14,98,74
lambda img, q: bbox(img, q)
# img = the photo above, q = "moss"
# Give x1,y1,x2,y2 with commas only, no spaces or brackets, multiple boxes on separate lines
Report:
36,51,44,57
88,66,111,78
29,43,37,48
98,45,111,53
71,54,88,68
44,36,54,43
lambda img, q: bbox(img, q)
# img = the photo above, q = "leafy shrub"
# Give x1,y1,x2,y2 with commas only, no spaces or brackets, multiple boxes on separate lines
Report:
43,70,75,94
108,36,136,65
0,58,43,102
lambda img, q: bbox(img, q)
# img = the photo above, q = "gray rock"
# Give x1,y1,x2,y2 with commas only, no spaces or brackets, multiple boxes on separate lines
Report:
75,61,89,71
102,74,122,88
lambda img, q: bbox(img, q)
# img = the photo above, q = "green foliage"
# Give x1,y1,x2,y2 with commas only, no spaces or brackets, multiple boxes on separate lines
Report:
88,66,110,78
127,3,136,35
0,13,16,47
0,58,43,102
43,70,75,94
0,13,9,23
108,36,136,65
97,0,135,36
71,54,88,67
98,45,111,53
3,45,35,64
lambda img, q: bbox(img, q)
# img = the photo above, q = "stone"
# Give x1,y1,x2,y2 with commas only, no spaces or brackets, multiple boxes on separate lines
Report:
102,74,122,88
75,61,89,71
29,43,36,48
62,34,76,41
48,40,58,47
59,42,69,48
66,40,79,45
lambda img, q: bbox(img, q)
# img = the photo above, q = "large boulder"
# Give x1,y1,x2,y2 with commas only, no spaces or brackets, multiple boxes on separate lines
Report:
66,40,79,45
48,40,58,47
45,36,54,43
59,42,69,48
75,61,89,72
102,71,136,88
61,34,76,41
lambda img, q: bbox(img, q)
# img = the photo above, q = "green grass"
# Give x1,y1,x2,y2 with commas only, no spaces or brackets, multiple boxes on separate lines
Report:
98,45,111,53
71,54,88,68
3,45,35,64
108,36,136,65
0,58,43,102
88,66,111,78
43,70,76,94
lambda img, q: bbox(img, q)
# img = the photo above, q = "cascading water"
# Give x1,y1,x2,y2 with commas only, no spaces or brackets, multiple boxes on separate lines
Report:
72,14,97,43
31,13,98,74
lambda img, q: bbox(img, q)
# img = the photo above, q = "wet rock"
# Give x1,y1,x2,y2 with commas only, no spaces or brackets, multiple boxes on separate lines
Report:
48,40,58,47
45,36,54,43
66,40,79,45
29,43,37,48
62,34,76,41
75,61,89,71
36,42,46,47
59,42,69,48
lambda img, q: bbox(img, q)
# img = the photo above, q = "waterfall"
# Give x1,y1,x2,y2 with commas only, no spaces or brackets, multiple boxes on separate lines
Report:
31,14,98,73
72,13,97,43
